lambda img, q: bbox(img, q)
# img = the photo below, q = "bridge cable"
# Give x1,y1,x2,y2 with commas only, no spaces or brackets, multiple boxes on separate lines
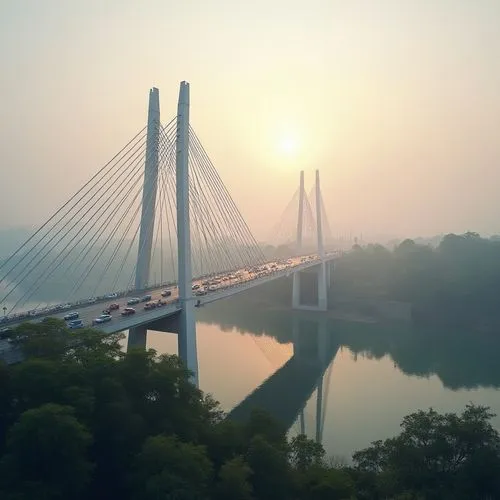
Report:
189,127,266,264
188,148,239,275
4,132,149,310
0,126,147,286
16,142,149,310
120,123,178,291
189,128,265,268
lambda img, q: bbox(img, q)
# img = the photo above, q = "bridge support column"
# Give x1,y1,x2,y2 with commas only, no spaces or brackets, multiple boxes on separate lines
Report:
326,260,332,289
292,271,301,309
128,326,147,350
317,262,328,311
135,88,160,290
176,81,199,387
291,265,328,312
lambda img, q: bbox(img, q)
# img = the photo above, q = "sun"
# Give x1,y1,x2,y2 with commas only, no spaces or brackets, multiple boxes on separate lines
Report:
278,135,299,157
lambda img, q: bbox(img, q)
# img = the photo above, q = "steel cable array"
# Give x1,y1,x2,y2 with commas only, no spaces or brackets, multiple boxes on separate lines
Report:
0,117,269,316
268,183,319,249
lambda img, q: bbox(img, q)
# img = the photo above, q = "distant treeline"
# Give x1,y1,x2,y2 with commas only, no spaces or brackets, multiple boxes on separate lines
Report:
334,232,500,331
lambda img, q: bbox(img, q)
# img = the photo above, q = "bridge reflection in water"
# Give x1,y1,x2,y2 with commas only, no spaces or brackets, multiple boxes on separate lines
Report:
228,315,338,443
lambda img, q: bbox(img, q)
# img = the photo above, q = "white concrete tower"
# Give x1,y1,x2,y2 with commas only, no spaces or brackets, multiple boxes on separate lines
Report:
296,170,305,253
315,170,328,310
176,81,199,386
292,171,305,308
135,87,160,290
315,170,325,260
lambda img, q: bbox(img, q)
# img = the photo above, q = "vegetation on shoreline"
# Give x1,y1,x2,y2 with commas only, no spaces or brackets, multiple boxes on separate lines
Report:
335,232,500,330
0,320,499,498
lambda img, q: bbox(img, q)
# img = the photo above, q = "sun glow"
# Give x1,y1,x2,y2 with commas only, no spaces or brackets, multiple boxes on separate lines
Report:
278,135,300,157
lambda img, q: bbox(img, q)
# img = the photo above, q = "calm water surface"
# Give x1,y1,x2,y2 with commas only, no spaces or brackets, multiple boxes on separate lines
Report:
140,304,500,461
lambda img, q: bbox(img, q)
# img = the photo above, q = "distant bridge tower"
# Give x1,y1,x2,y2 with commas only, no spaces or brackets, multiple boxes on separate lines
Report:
292,170,329,311
296,170,305,254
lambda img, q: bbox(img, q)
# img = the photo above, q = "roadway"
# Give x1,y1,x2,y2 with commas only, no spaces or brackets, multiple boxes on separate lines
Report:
1,253,336,339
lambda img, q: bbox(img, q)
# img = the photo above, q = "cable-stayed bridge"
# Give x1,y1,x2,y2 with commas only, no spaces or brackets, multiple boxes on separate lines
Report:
0,81,336,386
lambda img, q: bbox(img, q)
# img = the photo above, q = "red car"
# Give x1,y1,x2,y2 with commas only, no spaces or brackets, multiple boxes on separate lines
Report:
121,307,135,316
108,303,120,311
144,302,157,311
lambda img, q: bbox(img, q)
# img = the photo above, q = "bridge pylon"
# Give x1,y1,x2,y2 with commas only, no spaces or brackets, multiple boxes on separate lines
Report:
176,81,198,386
296,170,305,254
129,88,161,349
135,87,160,290
127,83,198,387
292,170,329,311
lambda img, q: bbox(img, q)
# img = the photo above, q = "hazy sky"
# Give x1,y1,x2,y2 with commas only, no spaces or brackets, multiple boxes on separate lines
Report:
1,0,500,241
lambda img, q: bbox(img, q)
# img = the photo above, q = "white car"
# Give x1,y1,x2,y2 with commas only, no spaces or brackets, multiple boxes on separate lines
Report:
105,293,118,299
93,314,112,324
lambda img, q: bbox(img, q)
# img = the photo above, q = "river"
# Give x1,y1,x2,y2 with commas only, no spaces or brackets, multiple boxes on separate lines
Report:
131,295,500,462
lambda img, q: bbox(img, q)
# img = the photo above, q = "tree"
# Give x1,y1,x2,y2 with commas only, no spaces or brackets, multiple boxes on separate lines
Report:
246,435,291,500
299,465,355,500
0,404,92,500
215,455,253,500
353,404,500,499
244,408,287,448
132,435,213,500
289,434,325,471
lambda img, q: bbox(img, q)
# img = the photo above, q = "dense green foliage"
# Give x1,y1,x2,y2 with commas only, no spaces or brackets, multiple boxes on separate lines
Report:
0,321,354,499
335,232,500,329
1,320,499,499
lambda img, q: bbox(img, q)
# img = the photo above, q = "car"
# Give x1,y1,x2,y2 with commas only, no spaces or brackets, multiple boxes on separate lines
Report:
68,319,84,329
161,290,172,297
192,284,200,290
121,307,136,316
195,289,207,296
127,298,140,305
92,314,112,325
63,312,79,321
87,298,97,304
105,293,118,299
140,295,152,302
156,299,167,307
144,302,157,311
103,303,119,314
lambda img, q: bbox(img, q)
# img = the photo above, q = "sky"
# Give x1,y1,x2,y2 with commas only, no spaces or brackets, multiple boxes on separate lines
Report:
0,0,500,242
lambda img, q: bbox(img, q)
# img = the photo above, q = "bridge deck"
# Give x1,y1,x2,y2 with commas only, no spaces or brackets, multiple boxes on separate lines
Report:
2,255,335,336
